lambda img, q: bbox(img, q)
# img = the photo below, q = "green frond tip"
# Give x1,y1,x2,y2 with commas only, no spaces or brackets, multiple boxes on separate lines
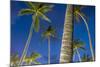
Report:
39,5,54,13
18,9,34,16
38,12,51,22
23,52,41,65
33,61,41,64
26,2,35,9
31,52,41,60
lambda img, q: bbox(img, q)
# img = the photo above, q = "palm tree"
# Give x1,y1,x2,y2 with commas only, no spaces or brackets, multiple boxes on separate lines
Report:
73,39,85,62
24,52,41,65
74,5,94,61
60,5,73,63
42,26,56,64
60,5,94,63
18,2,53,66
10,53,19,67
81,53,92,62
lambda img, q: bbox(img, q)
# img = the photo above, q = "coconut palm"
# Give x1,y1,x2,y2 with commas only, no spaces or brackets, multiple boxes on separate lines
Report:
18,2,53,66
81,54,89,62
10,53,19,67
24,52,41,65
81,53,92,62
73,39,85,62
60,5,94,63
60,5,73,63
42,26,56,64
74,5,94,61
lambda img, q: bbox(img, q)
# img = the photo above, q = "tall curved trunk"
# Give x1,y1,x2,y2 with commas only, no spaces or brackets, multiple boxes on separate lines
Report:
48,37,50,64
60,5,73,63
75,47,81,62
76,12,95,61
73,53,75,62
18,23,33,66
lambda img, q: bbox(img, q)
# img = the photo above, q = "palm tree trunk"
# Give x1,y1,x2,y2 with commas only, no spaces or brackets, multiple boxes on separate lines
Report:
18,23,33,66
60,5,73,63
73,53,75,62
75,47,81,62
48,37,50,64
76,12,95,61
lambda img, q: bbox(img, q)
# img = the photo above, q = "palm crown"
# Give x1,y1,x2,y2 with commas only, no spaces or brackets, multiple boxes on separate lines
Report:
10,53,19,66
73,39,85,51
42,26,56,38
18,2,54,65
24,52,41,65
81,53,92,62
73,39,85,62
41,26,56,64
19,2,54,32
74,6,87,22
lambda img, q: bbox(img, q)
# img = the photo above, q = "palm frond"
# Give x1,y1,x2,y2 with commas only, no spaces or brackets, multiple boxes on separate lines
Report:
74,5,88,23
42,31,49,38
33,61,41,64
24,52,41,65
31,52,41,60
81,54,92,62
26,2,35,9
11,53,19,66
24,57,31,65
73,39,85,50
18,9,34,16
74,5,83,12
41,26,56,39
74,12,80,22
39,5,54,13
38,11,51,22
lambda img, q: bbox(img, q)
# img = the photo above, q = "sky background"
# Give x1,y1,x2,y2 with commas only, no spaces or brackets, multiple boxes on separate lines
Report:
11,1,95,65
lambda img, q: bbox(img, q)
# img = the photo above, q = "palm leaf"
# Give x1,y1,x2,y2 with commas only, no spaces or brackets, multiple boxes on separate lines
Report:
24,57,30,65
33,61,41,64
11,53,19,66
42,31,49,38
74,12,80,22
39,5,54,13
38,11,51,22
74,5,89,23
73,39,85,50
18,9,34,16
24,52,41,65
26,2,36,9
31,52,41,60
81,54,92,62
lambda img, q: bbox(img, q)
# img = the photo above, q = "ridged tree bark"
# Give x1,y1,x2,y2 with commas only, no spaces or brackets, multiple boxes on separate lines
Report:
60,5,73,63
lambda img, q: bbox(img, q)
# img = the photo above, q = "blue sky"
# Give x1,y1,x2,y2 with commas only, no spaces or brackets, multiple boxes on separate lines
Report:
11,1,95,65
